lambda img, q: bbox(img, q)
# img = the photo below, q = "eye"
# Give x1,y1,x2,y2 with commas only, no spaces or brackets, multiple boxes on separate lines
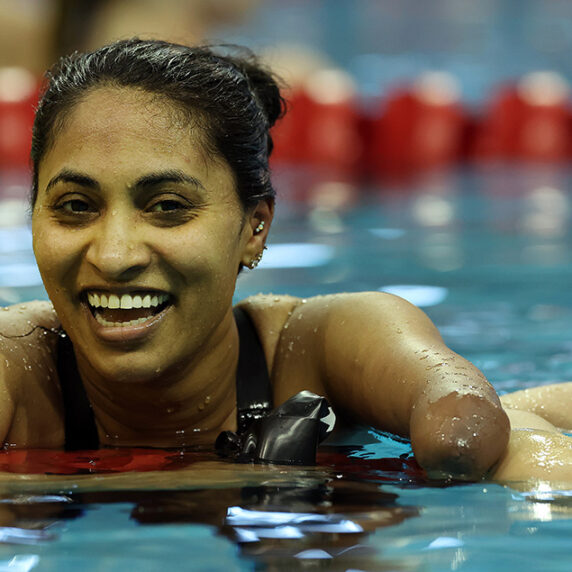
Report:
60,199,92,213
149,199,187,213
50,194,97,220
144,194,200,226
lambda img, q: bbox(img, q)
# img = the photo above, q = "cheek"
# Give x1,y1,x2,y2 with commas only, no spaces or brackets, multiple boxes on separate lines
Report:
32,217,75,284
32,219,55,274
167,218,245,274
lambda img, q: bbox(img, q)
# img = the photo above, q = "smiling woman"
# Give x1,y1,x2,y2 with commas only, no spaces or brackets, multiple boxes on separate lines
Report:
0,38,571,486
32,85,252,393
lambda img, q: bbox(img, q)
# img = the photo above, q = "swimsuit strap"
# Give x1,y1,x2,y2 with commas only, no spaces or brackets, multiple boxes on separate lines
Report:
233,306,273,434
56,333,100,450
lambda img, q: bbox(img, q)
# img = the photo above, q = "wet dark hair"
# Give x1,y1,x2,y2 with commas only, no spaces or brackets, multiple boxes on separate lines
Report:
30,38,286,208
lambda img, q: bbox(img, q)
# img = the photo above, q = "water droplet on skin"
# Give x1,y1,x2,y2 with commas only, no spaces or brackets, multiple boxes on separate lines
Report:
288,341,294,351
204,396,211,405
166,407,175,414
198,403,205,411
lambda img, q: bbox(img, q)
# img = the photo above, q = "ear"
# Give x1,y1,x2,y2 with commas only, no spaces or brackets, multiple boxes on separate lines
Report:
241,199,274,269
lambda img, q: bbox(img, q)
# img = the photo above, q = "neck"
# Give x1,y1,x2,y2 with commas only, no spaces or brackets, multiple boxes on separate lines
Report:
75,312,239,448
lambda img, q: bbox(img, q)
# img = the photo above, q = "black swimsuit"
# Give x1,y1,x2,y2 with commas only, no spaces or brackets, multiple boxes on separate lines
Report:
56,307,273,450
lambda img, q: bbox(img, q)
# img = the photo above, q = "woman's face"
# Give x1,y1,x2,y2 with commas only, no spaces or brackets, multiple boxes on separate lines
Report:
32,87,264,383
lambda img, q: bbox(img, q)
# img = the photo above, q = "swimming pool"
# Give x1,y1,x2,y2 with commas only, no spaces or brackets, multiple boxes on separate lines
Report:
0,164,571,571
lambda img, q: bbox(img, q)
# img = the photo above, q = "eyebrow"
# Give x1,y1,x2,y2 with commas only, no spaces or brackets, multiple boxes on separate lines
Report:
45,170,99,193
131,170,206,192
44,169,206,194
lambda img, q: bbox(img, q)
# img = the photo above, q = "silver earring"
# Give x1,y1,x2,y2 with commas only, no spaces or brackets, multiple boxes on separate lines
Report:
254,221,265,234
248,246,267,269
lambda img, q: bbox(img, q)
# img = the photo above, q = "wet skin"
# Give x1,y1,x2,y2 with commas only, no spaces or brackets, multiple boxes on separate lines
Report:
31,87,270,445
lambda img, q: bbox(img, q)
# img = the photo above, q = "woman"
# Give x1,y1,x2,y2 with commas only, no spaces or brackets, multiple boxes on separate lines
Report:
0,38,569,485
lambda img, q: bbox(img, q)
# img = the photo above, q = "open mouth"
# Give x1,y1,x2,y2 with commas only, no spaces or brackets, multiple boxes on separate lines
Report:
86,291,171,327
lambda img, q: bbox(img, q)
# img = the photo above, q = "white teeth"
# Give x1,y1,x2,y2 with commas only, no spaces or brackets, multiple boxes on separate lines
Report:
120,294,133,309
108,294,120,309
87,292,101,307
86,292,169,309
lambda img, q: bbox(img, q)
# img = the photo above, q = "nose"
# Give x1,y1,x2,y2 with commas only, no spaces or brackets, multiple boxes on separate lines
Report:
84,211,152,280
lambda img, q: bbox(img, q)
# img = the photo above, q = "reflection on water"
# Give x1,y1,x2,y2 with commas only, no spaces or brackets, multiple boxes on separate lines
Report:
0,445,422,571
126,479,416,569
0,444,569,571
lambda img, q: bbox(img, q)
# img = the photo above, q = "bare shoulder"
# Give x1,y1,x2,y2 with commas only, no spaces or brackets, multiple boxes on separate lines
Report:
272,290,441,340
0,300,60,337
0,301,61,366
0,301,64,447
0,300,61,370
317,290,441,330
236,294,303,372
239,291,440,371
236,292,390,365
242,291,430,319
242,291,445,404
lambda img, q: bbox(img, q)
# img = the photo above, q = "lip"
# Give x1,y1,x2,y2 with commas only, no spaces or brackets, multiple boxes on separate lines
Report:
80,288,173,345
81,286,171,297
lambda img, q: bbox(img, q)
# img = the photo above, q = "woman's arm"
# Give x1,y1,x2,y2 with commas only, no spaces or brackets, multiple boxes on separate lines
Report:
500,383,572,431
272,292,510,481
0,301,64,447
492,409,572,487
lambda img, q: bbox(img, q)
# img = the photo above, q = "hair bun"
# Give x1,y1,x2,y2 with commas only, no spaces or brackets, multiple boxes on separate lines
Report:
229,53,286,129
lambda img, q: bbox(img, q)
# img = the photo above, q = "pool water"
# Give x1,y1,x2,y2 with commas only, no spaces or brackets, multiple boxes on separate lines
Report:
1,164,572,570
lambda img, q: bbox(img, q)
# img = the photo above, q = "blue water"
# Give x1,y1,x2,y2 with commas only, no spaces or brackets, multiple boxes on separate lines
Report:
1,164,572,570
